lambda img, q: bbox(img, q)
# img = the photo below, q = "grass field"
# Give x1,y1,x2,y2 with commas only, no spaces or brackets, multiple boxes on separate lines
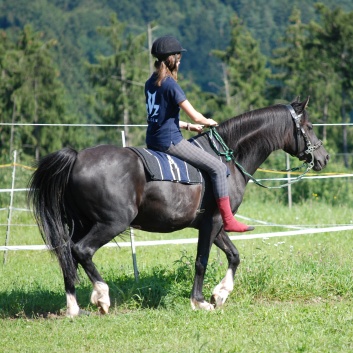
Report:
1,193,353,352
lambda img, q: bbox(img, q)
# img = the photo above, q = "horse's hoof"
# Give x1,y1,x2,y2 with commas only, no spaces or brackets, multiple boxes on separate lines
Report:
99,303,109,315
210,294,224,308
190,298,215,311
66,307,80,318
91,281,110,314
66,308,90,318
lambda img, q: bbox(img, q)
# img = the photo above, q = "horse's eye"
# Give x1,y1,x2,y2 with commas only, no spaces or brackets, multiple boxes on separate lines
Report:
307,123,313,131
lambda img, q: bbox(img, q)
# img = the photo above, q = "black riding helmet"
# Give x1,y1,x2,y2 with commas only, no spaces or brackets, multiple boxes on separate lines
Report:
151,35,187,59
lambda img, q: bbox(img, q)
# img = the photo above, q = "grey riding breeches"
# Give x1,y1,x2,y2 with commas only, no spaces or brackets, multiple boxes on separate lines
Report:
164,139,229,198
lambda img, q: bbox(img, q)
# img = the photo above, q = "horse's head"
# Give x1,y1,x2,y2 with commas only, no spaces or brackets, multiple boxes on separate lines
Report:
285,97,329,171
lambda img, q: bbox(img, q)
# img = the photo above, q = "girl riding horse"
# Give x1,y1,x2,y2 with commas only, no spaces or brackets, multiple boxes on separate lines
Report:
145,35,253,233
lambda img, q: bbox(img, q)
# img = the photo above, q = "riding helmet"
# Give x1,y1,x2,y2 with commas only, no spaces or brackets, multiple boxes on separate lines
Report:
151,35,186,59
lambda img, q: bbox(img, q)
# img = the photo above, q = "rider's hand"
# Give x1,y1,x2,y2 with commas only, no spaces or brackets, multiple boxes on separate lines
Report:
192,124,204,133
206,118,218,127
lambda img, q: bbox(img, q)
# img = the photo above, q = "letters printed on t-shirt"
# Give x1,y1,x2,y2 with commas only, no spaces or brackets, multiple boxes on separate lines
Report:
146,91,159,123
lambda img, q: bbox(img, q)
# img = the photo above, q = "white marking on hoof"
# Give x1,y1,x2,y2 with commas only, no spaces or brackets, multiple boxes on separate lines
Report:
211,269,234,308
91,281,110,314
210,292,228,308
190,298,215,311
66,293,80,318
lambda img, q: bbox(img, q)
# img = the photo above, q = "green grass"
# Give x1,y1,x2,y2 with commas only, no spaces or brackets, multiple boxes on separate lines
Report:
1,194,353,352
2,302,353,352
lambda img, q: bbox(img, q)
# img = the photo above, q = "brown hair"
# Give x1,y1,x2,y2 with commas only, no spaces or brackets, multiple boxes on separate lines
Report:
154,53,181,86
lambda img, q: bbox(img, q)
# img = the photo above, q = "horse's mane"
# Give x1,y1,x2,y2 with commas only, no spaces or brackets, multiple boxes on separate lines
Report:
217,104,302,161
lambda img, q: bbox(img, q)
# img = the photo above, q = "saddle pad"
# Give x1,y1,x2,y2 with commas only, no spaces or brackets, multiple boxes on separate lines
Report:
128,147,203,184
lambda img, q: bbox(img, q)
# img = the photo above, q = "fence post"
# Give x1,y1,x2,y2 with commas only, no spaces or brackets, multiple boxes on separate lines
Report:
129,227,139,282
121,131,139,282
286,154,292,209
3,150,17,265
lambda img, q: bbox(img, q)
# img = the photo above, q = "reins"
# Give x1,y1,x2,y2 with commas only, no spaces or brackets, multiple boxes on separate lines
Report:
208,105,318,189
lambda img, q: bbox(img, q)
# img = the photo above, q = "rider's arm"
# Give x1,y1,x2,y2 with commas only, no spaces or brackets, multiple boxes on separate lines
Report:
179,120,203,133
179,100,218,126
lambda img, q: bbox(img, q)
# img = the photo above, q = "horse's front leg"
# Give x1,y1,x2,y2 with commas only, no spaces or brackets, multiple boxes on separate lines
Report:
190,217,221,311
210,229,240,308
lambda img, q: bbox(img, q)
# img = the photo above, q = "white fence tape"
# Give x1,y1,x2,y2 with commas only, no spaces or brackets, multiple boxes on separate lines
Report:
254,173,353,181
1,225,353,252
0,188,28,193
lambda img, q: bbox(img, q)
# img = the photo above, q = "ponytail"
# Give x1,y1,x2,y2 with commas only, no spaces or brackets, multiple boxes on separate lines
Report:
154,53,181,86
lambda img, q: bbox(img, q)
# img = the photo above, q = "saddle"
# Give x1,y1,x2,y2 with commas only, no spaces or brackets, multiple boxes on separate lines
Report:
128,132,228,185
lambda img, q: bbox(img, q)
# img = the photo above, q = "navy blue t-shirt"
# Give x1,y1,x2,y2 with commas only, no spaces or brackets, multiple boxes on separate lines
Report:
145,73,187,151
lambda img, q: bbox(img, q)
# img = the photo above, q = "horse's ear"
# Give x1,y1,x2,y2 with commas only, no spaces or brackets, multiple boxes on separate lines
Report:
290,96,301,105
299,96,310,113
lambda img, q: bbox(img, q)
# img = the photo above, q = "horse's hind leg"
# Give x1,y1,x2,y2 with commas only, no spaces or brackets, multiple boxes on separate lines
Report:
210,230,240,308
71,221,126,315
64,259,81,318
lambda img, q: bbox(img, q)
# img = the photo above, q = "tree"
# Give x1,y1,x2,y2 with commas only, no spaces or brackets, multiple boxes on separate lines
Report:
306,4,353,167
87,14,148,146
0,25,69,160
271,8,308,100
0,31,17,159
271,7,341,145
212,15,270,117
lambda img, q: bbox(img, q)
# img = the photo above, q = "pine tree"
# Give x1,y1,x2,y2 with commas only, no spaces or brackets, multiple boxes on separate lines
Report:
87,14,148,146
306,4,353,167
0,31,18,159
271,8,307,100
212,15,270,117
271,7,341,144
0,26,68,160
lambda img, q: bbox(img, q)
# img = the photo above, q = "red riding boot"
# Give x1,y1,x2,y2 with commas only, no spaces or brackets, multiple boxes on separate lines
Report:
216,196,254,232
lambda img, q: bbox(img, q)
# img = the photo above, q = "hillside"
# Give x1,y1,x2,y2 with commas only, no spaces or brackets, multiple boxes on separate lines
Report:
1,0,352,119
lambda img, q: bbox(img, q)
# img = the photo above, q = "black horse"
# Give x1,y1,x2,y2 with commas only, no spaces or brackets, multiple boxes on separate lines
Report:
28,98,329,317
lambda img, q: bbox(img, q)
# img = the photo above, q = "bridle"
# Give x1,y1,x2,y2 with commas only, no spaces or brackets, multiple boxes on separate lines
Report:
208,104,323,189
286,104,323,170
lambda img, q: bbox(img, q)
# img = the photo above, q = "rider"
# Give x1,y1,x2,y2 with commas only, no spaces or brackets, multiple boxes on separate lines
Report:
145,35,254,233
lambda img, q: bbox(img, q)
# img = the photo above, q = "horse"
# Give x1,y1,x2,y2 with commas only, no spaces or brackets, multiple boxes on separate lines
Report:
28,98,329,317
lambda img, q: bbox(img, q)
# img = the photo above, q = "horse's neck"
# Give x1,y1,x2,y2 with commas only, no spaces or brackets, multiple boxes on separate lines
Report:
220,113,288,175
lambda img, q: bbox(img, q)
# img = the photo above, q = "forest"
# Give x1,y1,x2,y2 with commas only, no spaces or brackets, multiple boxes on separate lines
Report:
0,0,353,168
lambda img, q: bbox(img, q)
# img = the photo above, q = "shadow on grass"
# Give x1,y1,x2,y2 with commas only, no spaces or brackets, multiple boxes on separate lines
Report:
0,269,191,319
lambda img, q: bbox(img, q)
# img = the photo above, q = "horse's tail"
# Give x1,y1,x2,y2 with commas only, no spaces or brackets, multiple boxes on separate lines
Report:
28,147,79,286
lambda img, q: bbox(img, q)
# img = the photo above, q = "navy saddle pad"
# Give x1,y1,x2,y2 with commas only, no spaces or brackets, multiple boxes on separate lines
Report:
128,132,228,185
128,147,203,184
